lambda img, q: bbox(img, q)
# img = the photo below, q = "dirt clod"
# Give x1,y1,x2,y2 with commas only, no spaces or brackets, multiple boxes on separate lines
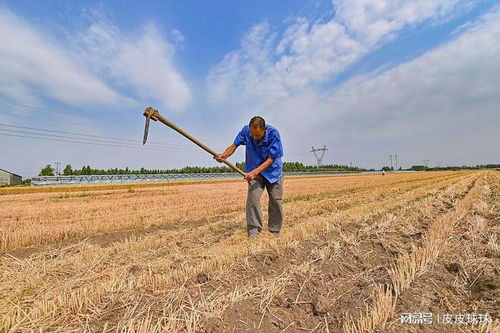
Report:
312,295,331,315
44,253,59,259
196,272,209,284
204,317,223,332
128,265,141,274
445,262,461,273
284,297,294,308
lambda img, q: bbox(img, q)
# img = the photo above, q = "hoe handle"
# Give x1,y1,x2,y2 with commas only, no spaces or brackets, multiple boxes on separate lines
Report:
143,107,247,178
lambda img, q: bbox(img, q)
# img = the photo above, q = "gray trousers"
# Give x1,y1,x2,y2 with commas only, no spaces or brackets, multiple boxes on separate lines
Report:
246,174,284,234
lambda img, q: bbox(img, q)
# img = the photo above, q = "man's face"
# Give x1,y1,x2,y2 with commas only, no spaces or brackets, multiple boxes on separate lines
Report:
250,126,265,142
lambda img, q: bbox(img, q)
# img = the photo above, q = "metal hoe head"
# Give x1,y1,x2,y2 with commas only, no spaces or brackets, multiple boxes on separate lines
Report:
142,106,160,145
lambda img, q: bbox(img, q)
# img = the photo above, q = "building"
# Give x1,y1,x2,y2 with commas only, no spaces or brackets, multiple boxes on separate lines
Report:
0,168,22,186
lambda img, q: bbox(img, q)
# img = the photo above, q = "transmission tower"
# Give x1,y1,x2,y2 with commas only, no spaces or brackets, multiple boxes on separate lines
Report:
311,145,328,167
54,161,61,176
389,155,393,169
394,154,398,170
423,159,430,167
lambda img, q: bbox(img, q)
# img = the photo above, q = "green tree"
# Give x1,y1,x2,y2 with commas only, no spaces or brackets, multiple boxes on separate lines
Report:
63,164,73,175
39,165,54,176
411,165,428,171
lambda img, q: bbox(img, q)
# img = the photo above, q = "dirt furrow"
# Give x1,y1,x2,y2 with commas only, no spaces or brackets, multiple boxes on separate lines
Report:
385,172,499,332
0,172,479,332
343,172,492,332
47,172,480,330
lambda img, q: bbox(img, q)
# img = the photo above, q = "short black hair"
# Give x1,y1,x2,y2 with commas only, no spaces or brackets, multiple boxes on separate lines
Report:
249,116,266,129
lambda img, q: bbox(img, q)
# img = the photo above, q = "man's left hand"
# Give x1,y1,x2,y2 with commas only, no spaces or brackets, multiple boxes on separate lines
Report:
245,171,259,181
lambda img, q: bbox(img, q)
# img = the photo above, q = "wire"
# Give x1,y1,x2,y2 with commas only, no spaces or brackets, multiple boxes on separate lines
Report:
0,128,172,150
0,99,229,144
0,131,205,153
0,123,196,149
0,100,124,125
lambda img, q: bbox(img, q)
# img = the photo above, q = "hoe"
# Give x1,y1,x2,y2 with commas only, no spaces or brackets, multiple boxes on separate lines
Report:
142,106,247,178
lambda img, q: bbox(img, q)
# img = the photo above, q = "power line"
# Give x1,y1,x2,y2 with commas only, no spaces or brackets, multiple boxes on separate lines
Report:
0,100,125,125
0,131,205,153
0,109,118,130
0,128,182,150
0,123,195,149
0,99,228,144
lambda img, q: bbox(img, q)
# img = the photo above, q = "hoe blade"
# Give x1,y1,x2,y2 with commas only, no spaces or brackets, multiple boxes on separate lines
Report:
143,115,150,145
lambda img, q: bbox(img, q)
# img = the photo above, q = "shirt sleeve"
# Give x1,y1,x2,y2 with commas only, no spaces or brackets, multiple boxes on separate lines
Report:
267,130,283,159
232,126,247,146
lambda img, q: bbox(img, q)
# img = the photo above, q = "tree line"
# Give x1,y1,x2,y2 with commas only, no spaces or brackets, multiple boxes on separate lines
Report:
38,162,365,176
37,163,500,176
409,164,500,171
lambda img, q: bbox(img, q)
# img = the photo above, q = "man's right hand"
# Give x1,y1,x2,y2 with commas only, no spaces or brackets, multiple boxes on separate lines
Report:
214,154,226,163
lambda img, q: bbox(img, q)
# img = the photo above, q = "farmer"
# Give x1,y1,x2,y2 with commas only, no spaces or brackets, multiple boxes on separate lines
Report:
214,116,284,239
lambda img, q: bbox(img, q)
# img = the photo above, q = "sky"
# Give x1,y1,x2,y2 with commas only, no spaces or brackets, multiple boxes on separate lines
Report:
0,0,499,177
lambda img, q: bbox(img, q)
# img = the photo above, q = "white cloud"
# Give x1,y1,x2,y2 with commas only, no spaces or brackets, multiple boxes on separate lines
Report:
171,29,185,43
279,6,500,166
0,7,192,111
78,21,192,111
325,5,500,130
206,3,499,167
0,8,126,106
333,0,474,45
206,0,478,105
207,23,280,103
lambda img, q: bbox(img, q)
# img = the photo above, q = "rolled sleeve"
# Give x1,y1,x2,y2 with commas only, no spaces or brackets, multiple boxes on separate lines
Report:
267,132,283,159
232,126,247,146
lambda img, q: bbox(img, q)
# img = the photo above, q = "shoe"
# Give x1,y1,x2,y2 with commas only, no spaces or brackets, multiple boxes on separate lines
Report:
270,231,282,238
248,229,260,239
248,233,259,239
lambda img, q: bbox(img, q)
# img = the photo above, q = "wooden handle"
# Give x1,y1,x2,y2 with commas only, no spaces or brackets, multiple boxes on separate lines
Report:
144,107,247,177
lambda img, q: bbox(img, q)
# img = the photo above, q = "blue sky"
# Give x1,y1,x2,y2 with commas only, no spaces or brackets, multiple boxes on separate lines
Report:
0,0,499,177
3,1,328,79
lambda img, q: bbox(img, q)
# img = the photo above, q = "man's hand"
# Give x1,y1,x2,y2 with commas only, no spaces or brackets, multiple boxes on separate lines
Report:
245,170,259,181
215,145,237,163
213,153,226,163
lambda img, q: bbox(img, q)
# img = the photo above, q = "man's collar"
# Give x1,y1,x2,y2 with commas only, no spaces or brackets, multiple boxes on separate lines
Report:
262,126,269,143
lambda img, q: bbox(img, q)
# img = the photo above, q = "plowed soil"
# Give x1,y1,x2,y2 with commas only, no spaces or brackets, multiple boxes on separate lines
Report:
1,171,498,332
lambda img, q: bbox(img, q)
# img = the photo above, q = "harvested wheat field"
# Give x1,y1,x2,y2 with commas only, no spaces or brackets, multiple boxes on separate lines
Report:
1,171,498,332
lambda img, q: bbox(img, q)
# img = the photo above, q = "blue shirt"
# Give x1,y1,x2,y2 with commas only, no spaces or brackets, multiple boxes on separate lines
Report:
233,124,283,183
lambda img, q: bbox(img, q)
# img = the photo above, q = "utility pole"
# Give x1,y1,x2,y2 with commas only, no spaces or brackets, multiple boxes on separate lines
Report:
54,161,61,176
311,145,328,167
389,155,393,170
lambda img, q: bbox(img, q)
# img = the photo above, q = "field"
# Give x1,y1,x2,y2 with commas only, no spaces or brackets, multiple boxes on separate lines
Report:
1,171,498,332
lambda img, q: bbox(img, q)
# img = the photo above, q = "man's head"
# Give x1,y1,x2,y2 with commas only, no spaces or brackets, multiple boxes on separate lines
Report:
249,116,266,141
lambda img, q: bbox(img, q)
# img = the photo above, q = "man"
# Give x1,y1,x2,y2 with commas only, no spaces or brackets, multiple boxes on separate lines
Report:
214,116,284,239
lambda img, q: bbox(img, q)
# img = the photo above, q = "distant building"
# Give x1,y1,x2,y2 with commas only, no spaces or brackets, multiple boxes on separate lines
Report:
0,168,22,186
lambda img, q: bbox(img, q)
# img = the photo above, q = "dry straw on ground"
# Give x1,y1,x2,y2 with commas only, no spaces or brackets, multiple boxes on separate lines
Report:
1,171,498,332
